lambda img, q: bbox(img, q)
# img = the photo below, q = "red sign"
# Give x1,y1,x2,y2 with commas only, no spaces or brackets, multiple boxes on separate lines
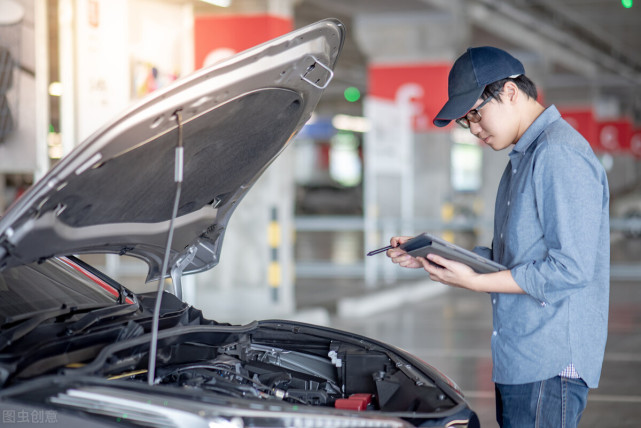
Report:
559,108,641,156
194,15,292,69
368,63,451,132
558,108,598,148
629,129,641,157
596,120,632,153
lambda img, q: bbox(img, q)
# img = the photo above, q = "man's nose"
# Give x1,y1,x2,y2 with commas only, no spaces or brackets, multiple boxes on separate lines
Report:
469,121,482,136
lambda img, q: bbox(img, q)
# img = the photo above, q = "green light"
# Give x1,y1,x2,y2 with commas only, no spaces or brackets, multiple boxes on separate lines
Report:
344,86,361,102
622,0,633,8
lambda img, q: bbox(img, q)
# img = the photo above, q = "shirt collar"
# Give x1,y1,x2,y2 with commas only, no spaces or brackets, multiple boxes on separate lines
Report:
511,105,561,157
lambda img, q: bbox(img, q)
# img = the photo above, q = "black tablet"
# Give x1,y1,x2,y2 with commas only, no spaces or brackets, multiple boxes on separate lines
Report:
400,233,506,274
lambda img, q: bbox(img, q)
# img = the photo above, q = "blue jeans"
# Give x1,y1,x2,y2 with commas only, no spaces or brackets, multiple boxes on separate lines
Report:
495,376,589,428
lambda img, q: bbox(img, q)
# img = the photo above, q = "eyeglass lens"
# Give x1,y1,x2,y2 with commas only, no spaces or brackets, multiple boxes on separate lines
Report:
456,95,494,129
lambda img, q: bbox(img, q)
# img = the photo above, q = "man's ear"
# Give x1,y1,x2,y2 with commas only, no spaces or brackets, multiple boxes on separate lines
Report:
502,81,519,103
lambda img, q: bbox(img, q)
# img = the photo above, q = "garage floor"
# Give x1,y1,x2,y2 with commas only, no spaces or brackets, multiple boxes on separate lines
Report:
296,232,641,427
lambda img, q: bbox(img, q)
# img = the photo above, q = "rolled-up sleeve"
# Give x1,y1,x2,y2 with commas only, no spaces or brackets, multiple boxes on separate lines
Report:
511,144,606,304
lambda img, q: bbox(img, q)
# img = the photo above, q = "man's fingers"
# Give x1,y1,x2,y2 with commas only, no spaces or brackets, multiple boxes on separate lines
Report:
389,253,422,268
401,258,423,269
426,253,449,268
390,236,412,247
391,253,413,264
425,254,476,278
418,256,440,273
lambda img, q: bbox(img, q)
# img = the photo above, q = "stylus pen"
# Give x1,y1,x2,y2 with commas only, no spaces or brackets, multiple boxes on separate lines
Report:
366,245,393,256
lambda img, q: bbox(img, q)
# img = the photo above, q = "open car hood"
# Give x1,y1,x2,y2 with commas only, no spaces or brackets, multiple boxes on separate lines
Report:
0,19,344,281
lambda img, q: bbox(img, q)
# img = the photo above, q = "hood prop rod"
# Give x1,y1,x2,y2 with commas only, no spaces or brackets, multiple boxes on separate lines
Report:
148,110,184,386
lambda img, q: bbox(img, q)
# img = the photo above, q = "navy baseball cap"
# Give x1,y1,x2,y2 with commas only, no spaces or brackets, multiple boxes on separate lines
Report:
433,46,525,127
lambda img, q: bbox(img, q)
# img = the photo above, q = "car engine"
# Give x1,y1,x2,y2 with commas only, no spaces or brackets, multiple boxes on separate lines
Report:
115,333,456,414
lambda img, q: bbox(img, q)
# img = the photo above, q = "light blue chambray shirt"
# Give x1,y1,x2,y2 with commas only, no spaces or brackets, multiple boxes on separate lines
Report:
474,105,610,388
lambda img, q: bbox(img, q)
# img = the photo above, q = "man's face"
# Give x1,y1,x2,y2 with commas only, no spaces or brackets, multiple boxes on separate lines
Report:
465,82,529,151
462,93,515,151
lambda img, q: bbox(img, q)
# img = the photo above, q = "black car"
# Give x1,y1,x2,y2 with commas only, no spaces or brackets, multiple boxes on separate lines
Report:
0,19,478,428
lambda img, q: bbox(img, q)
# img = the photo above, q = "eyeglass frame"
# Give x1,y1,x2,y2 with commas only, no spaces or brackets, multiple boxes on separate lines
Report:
455,93,496,129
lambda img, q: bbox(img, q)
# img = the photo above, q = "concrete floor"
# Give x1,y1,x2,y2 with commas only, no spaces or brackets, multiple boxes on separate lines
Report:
295,232,641,427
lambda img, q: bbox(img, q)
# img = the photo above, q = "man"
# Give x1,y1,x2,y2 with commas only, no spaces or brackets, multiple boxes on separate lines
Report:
386,46,610,428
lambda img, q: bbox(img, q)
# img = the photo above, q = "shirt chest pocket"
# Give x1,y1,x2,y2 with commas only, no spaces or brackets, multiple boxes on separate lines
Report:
503,173,545,251
508,171,537,215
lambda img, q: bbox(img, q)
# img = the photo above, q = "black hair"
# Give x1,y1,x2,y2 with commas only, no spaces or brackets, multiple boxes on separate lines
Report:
482,74,538,101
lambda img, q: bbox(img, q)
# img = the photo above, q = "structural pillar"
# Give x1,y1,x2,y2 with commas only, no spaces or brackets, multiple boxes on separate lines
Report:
188,0,300,323
353,6,474,286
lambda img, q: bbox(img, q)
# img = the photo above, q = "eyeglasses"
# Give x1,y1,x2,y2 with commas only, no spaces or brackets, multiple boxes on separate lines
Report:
455,94,495,129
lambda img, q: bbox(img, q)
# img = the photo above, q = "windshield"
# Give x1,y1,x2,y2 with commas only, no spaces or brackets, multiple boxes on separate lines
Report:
0,258,119,325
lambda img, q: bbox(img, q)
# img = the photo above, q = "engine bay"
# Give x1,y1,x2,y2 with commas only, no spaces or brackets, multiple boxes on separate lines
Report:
0,316,465,427
0,294,459,419
124,333,456,414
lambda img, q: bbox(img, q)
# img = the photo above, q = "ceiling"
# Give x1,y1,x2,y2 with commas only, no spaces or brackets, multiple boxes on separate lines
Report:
293,0,641,122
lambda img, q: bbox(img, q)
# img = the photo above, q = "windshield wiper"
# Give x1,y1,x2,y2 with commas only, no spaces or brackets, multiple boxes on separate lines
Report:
0,303,106,352
0,300,141,352
64,301,141,336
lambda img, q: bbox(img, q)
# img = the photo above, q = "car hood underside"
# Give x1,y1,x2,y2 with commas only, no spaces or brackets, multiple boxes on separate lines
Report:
0,19,344,282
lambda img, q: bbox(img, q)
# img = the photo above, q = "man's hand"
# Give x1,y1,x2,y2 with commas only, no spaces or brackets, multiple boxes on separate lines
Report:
386,236,525,294
417,253,479,290
385,236,423,269
419,253,525,294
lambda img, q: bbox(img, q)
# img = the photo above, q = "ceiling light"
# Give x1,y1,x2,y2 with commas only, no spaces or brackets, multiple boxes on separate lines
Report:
200,0,231,7
48,82,63,97
332,115,370,133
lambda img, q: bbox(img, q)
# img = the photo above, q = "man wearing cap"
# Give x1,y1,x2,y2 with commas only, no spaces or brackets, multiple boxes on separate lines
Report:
386,46,610,427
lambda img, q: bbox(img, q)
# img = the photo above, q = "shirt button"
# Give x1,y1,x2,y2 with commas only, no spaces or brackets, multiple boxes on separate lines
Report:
493,331,498,336
507,201,511,206
493,298,497,304
500,233,504,239
512,169,517,174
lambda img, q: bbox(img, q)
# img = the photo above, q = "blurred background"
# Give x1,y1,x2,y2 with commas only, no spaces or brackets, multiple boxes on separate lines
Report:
1,0,641,426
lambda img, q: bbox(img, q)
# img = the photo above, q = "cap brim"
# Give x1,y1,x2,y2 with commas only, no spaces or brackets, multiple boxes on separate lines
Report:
433,86,485,127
